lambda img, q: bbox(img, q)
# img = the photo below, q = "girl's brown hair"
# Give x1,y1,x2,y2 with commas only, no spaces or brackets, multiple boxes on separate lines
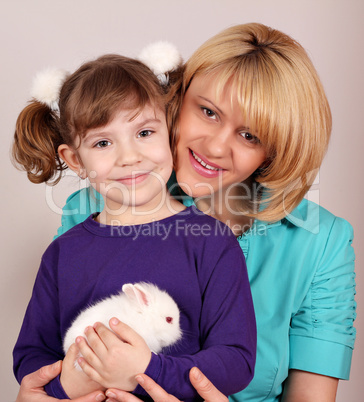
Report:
12,55,165,184
167,23,332,222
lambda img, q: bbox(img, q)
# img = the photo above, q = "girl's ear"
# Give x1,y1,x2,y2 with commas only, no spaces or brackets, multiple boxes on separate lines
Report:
58,144,84,177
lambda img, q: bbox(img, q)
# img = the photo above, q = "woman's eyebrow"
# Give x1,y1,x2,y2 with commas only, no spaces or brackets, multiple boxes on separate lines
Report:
198,96,225,116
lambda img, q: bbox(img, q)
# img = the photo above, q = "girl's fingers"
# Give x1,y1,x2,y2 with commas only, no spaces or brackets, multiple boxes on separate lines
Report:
108,318,144,346
76,335,103,372
64,342,80,364
84,325,109,355
77,356,103,385
93,322,122,349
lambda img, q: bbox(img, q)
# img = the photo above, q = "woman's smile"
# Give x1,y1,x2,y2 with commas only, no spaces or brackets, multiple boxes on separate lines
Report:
189,149,224,178
176,73,267,198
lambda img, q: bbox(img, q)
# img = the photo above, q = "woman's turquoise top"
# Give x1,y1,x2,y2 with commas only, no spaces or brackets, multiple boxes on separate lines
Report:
55,187,356,401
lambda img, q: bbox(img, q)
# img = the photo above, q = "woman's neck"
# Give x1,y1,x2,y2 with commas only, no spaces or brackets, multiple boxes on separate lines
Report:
195,189,255,237
96,193,186,226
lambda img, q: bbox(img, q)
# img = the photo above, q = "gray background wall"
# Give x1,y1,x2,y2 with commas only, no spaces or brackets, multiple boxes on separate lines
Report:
1,0,363,400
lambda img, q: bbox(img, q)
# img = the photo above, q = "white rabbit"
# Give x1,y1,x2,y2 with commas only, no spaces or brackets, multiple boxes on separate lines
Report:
63,282,182,370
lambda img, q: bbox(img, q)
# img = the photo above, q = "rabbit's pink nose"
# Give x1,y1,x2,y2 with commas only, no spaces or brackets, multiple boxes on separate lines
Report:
166,317,173,324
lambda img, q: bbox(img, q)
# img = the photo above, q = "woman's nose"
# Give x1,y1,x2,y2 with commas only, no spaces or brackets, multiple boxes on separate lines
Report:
204,128,231,158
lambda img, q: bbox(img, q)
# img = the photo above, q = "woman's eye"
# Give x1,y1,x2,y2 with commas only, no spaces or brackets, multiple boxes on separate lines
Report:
137,130,153,138
95,140,111,148
201,107,217,120
240,132,260,144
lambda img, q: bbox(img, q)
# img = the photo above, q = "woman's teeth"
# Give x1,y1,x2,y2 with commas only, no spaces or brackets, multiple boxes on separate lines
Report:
191,151,220,171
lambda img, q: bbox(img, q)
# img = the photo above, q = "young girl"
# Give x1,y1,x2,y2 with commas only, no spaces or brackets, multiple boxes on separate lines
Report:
36,23,355,402
12,54,256,400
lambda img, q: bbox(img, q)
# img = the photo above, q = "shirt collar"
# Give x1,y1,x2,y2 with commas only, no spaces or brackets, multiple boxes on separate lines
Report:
184,196,318,233
253,197,320,234
283,197,320,233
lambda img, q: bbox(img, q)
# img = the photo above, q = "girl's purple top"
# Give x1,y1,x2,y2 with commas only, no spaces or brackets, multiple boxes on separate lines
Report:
13,206,256,400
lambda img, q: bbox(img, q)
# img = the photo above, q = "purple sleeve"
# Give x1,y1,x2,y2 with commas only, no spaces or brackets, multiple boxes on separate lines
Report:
134,245,256,399
44,375,70,398
13,247,69,398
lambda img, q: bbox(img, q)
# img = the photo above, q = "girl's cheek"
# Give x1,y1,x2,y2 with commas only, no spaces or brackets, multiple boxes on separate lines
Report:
150,145,172,162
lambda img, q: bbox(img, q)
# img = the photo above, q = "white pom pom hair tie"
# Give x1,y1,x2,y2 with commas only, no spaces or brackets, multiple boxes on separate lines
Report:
31,68,69,112
138,41,182,85
31,44,180,110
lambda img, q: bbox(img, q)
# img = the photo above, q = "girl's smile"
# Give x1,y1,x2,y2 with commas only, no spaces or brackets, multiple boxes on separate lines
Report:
114,171,151,186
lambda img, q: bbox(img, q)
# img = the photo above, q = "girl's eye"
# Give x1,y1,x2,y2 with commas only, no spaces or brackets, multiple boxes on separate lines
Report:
137,130,153,138
95,140,111,148
201,107,217,120
240,131,260,144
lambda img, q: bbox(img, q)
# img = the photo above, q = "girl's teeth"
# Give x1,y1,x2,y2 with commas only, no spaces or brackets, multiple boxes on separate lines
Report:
192,151,220,171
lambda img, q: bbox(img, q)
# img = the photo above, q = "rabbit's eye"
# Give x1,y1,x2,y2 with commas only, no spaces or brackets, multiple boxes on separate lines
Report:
166,317,173,324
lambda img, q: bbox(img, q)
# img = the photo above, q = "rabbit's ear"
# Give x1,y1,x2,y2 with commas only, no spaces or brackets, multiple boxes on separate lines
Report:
122,283,150,307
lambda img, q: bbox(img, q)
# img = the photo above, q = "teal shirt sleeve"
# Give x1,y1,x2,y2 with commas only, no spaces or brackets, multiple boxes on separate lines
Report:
289,216,356,379
54,187,104,239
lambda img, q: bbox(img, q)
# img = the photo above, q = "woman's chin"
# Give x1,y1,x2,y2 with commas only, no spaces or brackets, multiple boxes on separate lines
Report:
178,182,214,199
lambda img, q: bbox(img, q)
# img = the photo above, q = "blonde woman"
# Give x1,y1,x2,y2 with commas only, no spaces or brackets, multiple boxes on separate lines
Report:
164,23,356,401
16,23,356,401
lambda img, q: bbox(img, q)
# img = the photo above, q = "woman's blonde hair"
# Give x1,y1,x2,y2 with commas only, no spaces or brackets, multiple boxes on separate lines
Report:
13,55,166,184
167,23,332,222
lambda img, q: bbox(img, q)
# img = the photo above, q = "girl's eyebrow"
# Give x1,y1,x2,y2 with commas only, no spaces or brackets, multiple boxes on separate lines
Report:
198,96,225,116
136,118,162,126
83,131,109,142
82,117,164,143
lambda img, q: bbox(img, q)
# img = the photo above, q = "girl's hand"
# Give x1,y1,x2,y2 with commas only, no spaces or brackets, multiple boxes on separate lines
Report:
60,343,106,399
76,318,152,391
105,367,228,402
15,360,105,402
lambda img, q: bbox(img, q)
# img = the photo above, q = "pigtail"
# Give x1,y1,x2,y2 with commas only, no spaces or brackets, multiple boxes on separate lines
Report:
12,101,66,184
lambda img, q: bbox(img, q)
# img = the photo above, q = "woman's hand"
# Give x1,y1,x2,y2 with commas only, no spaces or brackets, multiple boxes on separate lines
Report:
61,342,106,399
105,367,228,402
76,318,152,391
15,360,105,402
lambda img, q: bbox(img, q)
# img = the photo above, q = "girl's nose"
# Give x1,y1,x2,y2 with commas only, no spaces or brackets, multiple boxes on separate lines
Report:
115,141,142,167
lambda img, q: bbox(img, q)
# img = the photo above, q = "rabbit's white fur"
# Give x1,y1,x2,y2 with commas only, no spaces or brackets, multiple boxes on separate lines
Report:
63,282,181,370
